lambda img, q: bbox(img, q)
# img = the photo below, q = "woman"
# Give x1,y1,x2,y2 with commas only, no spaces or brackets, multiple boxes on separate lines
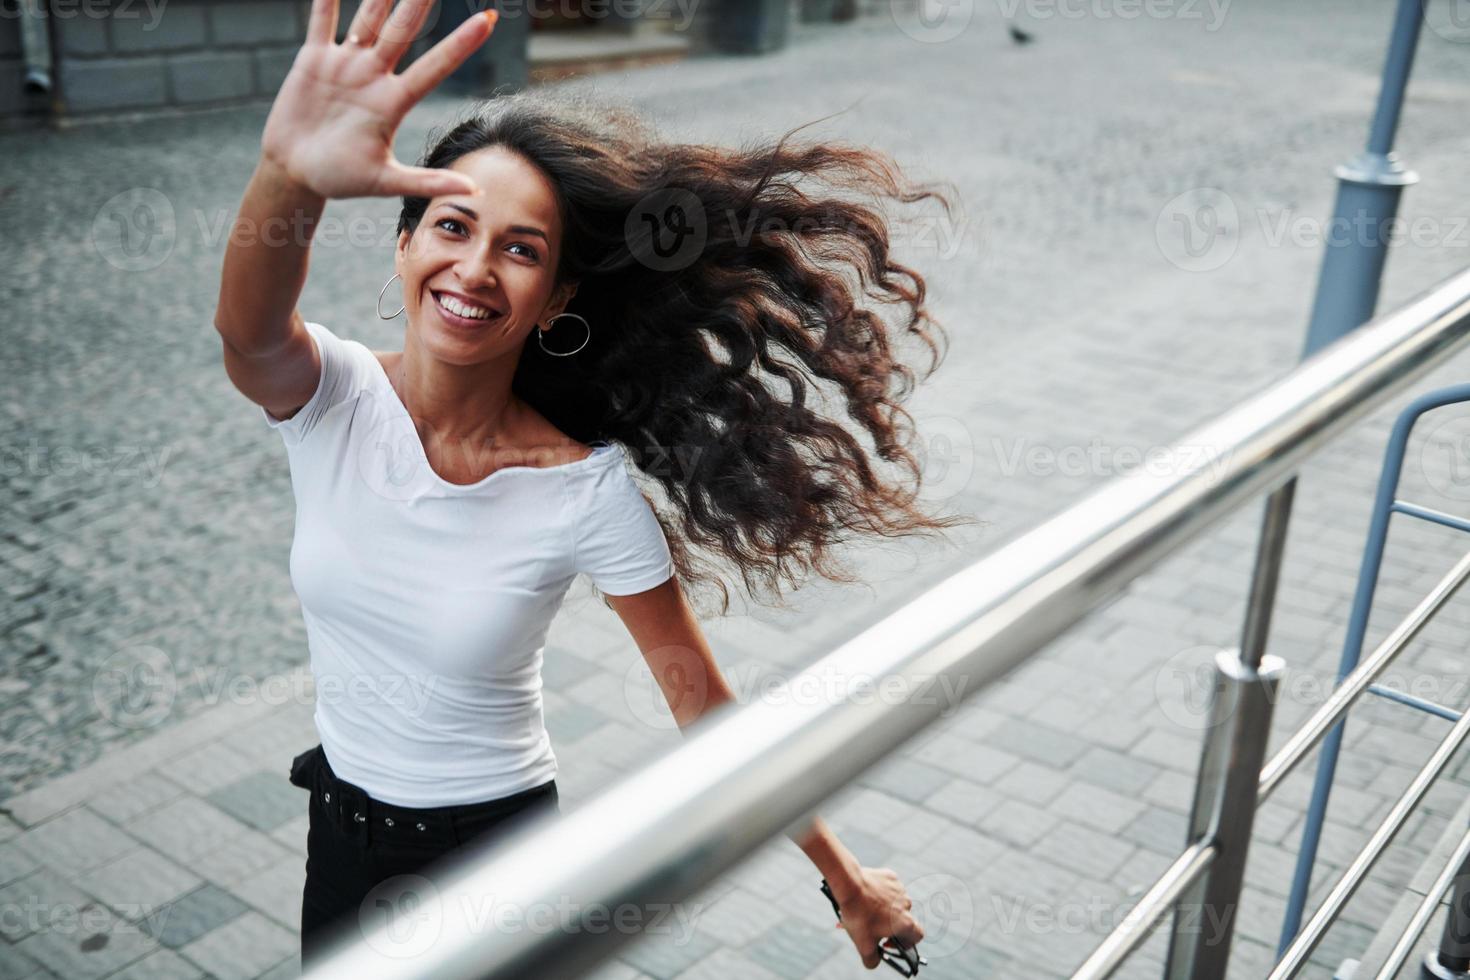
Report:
217,0,970,971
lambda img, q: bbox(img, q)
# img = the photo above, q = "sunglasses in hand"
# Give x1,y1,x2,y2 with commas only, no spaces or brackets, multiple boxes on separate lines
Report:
819,878,928,977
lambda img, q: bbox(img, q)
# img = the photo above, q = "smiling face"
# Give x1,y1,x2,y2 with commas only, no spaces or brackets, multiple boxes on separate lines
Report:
394,146,577,366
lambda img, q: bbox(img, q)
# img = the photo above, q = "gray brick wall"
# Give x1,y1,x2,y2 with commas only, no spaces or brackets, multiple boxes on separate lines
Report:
2,0,311,128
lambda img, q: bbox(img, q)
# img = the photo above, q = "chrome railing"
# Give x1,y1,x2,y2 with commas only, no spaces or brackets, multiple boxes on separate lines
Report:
301,264,1470,979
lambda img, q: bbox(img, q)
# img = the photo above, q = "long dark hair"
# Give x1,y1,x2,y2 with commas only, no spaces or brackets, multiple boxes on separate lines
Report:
398,91,977,616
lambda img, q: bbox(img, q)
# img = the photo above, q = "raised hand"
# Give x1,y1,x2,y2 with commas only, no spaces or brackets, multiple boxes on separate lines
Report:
259,0,498,201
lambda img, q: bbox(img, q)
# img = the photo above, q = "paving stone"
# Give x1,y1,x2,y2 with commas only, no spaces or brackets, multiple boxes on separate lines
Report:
1033,820,1138,882
74,846,203,920
87,771,188,824
823,788,913,837
142,883,250,949
0,869,98,942
192,831,295,888
120,796,252,867
989,760,1070,807
100,947,206,980
1047,782,1149,835
909,731,1020,784
921,778,995,826
1069,745,1164,797
205,771,306,832
232,855,305,930
177,910,297,980
855,757,952,803
13,808,135,878
984,719,1092,769
686,885,786,948
0,841,40,889
743,918,842,980
977,799,1060,850
616,926,722,980
674,945,783,980
167,741,261,796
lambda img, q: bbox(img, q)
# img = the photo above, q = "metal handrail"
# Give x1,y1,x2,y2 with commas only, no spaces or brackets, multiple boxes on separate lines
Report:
1374,825,1470,979
301,266,1470,980
1270,701,1470,978
1257,549,1470,801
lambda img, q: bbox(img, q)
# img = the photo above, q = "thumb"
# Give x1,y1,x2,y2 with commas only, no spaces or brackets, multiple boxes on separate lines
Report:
378,162,481,200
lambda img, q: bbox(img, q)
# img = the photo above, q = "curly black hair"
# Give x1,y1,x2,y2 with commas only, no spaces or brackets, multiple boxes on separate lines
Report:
397,90,978,617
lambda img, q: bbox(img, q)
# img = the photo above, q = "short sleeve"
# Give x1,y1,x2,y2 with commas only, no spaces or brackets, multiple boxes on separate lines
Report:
261,321,370,446
575,469,675,596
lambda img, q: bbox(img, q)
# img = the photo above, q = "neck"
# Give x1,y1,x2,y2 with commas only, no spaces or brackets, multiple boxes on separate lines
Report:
394,332,522,448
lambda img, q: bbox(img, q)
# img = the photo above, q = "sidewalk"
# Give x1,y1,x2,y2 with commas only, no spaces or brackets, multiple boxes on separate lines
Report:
4,2,1470,977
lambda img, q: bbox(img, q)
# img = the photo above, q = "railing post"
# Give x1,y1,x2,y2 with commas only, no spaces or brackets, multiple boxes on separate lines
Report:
1164,648,1284,980
1424,848,1470,980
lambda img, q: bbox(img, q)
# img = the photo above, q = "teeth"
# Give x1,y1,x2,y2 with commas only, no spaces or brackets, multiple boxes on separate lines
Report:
436,293,495,320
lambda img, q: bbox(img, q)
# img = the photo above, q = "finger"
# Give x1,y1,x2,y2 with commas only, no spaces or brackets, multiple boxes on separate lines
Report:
372,0,435,70
345,0,392,45
376,160,481,199
398,10,496,102
306,0,339,46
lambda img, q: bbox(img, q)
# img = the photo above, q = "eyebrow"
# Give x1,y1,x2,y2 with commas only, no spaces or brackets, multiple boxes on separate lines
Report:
439,203,549,244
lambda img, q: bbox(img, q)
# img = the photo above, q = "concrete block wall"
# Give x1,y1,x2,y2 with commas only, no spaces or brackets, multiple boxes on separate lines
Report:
0,0,316,128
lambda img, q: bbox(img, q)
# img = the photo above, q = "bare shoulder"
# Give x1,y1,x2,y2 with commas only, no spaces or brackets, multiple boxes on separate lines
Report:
519,406,598,465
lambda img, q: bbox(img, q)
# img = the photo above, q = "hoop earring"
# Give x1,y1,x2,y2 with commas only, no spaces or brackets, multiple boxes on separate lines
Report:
537,312,590,357
377,273,404,320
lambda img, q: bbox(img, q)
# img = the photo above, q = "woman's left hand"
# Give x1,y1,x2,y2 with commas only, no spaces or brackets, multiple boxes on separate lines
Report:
831,866,926,970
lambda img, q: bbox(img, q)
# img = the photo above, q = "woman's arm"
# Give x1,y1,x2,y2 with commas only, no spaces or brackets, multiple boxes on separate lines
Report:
211,0,497,420
212,157,326,420
605,577,925,969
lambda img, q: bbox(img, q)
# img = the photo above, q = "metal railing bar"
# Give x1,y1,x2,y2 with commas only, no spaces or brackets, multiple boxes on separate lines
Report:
1392,500,1470,535
302,269,1470,980
1371,823,1470,980
1268,701,1470,978
1366,683,1463,722
1070,841,1217,980
1257,549,1470,801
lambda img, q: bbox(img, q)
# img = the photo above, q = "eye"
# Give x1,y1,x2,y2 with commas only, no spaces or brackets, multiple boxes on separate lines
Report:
508,242,540,261
434,217,466,235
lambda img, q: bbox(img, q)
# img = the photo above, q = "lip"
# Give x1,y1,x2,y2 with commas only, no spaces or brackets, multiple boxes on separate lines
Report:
430,290,504,329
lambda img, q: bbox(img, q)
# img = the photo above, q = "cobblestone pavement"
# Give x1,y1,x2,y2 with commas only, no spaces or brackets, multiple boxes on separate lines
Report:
4,1,1470,977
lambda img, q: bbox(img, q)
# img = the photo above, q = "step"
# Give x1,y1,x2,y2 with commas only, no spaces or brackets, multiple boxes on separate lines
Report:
1339,792,1470,978
528,26,690,83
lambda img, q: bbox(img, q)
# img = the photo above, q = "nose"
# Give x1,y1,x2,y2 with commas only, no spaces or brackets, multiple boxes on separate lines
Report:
453,246,499,292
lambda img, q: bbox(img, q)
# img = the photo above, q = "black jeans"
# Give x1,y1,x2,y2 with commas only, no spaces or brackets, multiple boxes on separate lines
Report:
287,744,560,971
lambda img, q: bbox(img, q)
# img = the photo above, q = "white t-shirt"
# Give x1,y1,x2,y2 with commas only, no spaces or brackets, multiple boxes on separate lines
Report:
262,320,674,806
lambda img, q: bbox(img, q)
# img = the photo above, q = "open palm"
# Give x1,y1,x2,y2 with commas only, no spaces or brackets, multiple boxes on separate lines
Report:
260,0,497,200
